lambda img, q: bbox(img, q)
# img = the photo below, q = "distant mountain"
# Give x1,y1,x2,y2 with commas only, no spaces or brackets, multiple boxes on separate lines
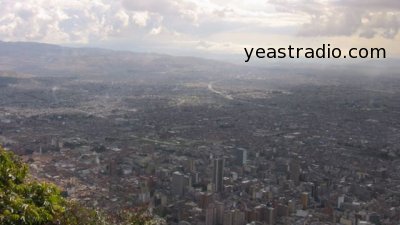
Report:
0,41,242,79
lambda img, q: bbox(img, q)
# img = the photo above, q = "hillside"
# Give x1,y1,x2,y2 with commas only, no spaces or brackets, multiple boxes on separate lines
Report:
0,41,241,79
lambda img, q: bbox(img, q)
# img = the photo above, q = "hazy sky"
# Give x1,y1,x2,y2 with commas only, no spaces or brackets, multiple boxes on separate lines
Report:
0,0,399,58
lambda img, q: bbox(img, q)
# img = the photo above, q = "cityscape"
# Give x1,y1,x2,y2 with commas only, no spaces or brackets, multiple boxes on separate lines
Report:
1,42,400,225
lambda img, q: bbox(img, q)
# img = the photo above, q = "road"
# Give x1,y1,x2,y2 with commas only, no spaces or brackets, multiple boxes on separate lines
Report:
207,81,234,100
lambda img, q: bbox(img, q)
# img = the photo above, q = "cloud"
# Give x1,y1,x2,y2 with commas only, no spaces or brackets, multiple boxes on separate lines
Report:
359,30,376,39
115,10,130,28
0,0,170,43
338,0,400,10
131,11,150,27
150,26,163,35
268,0,400,39
0,0,308,44
120,0,201,31
0,0,399,57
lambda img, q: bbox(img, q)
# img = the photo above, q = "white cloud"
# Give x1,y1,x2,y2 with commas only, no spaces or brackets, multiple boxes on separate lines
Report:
150,26,162,35
0,0,398,57
115,10,130,28
131,11,150,27
268,0,400,39
0,0,146,43
0,0,306,44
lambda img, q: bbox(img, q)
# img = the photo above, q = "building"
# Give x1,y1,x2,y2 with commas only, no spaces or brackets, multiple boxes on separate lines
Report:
311,182,320,202
337,195,345,209
254,204,267,222
266,207,275,225
213,158,224,193
206,204,217,225
301,192,309,210
223,210,233,225
215,201,225,225
276,203,289,218
234,148,247,166
233,210,246,225
199,192,214,209
172,171,189,197
287,200,295,215
289,159,300,185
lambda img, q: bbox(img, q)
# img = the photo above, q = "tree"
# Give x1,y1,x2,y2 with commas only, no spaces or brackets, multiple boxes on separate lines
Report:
55,201,110,225
0,146,65,225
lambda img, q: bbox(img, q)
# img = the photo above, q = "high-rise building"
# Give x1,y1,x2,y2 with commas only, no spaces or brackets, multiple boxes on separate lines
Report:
288,200,295,215
337,195,345,209
234,148,247,166
301,192,309,210
223,210,233,225
311,183,320,202
172,171,186,197
255,204,267,222
106,159,117,176
232,210,245,225
222,209,245,225
199,192,214,209
266,207,275,225
191,172,200,185
276,203,289,218
213,158,224,193
206,204,217,225
138,179,151,203
215,201,225,225
289,159,300,185
185,159,196,172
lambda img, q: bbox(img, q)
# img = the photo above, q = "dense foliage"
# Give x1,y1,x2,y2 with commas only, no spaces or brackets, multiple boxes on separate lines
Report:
0,146,64,225
0,146,165,225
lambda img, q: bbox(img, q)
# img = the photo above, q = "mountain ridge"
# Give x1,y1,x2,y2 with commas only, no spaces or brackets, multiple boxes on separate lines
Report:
0,41,241,79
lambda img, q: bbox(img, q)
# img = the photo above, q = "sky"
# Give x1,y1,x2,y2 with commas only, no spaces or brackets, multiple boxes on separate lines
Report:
0,0,399,60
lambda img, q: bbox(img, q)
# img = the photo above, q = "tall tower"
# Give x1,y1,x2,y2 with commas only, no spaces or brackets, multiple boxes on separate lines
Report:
206,204,217,225
289,159,300,185
266,207,275,225
213,158,224,193
232,210,245,225
172,171,185,197
223,210,233,225
301,192,309,210
234,148,247,166
215,201,225,225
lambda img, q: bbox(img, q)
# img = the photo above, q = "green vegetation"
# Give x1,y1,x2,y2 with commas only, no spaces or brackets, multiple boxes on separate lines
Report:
0,146,165,225
0,146,64,225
